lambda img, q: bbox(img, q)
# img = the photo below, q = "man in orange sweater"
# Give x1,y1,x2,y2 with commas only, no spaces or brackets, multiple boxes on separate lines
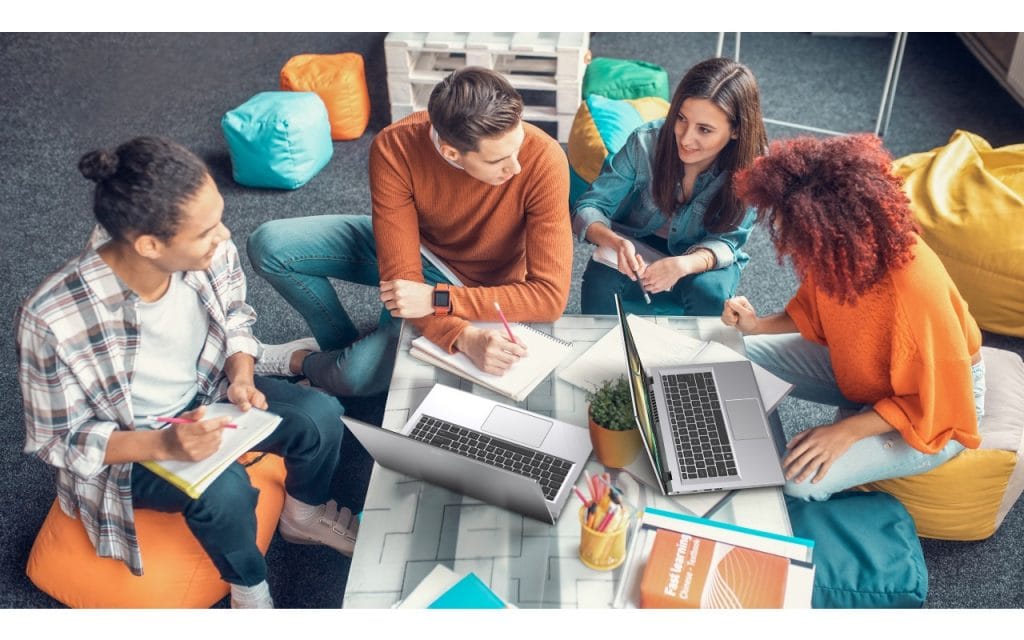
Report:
247,67,572,395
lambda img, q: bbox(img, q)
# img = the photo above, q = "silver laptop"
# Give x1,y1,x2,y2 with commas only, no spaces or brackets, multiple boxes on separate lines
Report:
614,294,784,495
344,383,592,524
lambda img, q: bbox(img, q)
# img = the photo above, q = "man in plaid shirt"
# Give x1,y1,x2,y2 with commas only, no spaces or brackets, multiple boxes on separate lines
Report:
16,137,358,608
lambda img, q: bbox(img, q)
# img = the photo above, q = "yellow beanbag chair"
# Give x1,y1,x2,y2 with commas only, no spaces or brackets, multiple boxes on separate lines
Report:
280,53,370,140
893,130,1024,337
26,453,287,608
861,347,1024,541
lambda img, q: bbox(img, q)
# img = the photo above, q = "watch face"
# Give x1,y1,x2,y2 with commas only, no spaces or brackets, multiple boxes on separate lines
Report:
433,290,451,307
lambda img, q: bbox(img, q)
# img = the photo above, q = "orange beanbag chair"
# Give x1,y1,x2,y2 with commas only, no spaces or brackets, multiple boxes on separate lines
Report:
26,453,287,608
280,53,370,140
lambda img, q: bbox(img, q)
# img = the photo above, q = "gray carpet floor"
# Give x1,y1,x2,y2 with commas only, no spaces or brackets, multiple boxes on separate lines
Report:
1,32,1022,609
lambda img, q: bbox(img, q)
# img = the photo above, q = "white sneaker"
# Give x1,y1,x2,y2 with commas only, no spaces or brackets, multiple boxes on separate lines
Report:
255,337,320,377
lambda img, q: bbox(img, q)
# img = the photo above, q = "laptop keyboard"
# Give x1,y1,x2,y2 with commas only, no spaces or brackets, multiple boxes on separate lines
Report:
408,414,573,500
661,371,739,480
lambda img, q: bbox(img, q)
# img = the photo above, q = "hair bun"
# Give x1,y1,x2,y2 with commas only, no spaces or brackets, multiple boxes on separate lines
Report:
78,149,119,182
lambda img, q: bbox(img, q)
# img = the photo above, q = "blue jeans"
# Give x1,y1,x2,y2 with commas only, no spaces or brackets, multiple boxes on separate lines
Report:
580,258,741,316
247,215,449,396
743,333,986,501
131,376,345,586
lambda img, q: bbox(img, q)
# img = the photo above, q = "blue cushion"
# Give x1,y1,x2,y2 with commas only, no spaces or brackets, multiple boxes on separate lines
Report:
786,491,928,608
221,91,333,190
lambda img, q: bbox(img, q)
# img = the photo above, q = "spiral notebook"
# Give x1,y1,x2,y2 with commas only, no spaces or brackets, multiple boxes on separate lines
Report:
410,322,573,401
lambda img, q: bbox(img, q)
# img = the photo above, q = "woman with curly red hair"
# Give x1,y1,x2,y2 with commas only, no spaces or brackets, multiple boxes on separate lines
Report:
723,134,986,501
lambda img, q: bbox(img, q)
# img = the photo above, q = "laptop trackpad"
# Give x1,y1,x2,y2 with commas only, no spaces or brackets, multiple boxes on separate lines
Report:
726,398,767,440
481,406,553,448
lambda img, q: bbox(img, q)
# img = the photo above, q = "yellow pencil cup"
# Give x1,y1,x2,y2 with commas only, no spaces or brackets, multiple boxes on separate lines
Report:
577,505,631,571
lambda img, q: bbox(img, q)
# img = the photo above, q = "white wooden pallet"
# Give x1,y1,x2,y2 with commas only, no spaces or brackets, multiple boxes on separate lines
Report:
384,32,589,142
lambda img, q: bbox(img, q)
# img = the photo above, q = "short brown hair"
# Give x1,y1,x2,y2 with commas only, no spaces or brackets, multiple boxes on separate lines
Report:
427,67,524,153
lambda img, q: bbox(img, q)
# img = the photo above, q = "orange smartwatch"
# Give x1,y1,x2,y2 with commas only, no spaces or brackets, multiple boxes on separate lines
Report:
432,283,452,316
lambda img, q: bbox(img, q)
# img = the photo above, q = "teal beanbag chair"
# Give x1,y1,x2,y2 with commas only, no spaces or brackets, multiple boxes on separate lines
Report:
222,91,333,190
582,57,670,102
786,491,928,608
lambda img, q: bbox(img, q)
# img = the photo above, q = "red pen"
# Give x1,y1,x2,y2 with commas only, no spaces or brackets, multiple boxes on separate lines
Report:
493,301,516,343
149,416,238,429
596,504,619,532
572,486,590,506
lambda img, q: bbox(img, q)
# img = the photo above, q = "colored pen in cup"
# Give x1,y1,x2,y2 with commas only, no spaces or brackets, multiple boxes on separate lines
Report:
147,416,238,429
493,301,517,343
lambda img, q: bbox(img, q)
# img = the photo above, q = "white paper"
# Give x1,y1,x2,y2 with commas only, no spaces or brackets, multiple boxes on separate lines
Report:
410,322,573,401
558,314,792,412
592,241,668,270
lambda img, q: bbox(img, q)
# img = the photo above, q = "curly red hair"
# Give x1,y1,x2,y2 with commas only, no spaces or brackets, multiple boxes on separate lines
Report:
734,134,919,304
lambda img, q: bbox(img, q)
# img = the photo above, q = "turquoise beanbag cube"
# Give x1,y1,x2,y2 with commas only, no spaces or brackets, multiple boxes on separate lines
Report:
786,491,928,608
222,91,333,190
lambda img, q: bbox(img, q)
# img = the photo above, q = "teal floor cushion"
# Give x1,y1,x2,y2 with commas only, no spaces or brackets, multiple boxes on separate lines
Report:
786,491,928,608
222,91,333,190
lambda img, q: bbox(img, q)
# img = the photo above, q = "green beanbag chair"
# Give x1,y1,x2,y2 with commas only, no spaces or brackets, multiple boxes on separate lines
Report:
222,91,333,190
582,57,670,101
786,491,927,608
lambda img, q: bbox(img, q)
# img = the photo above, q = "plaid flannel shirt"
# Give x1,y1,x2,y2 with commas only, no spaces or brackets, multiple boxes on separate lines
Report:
15,226,259,575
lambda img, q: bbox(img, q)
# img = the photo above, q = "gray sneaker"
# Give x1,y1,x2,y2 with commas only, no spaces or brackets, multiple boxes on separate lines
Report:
278,500,359,557
254,337,320,377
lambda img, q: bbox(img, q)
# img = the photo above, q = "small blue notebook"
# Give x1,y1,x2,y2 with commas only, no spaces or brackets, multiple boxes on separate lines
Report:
427,572,506,609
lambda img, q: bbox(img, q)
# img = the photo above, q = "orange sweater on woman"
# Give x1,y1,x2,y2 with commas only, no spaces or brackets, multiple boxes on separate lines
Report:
369,111,572,352
785,236,982,454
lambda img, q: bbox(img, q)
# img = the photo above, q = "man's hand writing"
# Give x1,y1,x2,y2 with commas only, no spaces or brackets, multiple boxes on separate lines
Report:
454,326,527,375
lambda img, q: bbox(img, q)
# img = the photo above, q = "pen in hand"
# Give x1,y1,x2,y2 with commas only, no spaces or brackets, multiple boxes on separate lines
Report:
147,416,238,429
631,263,652,305
493,301,517,343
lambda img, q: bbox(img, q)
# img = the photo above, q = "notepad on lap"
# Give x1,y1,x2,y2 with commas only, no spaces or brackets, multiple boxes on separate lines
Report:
410,322,573,401
141,404,282,499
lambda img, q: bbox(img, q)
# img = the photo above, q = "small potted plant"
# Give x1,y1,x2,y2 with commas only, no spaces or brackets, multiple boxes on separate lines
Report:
586,376,643,468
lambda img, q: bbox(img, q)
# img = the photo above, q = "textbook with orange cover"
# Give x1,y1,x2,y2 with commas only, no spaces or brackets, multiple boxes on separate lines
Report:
640,528,789,608
612,506,815,609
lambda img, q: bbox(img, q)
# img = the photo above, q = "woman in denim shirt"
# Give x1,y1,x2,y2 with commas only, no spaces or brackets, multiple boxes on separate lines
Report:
572,58,767,315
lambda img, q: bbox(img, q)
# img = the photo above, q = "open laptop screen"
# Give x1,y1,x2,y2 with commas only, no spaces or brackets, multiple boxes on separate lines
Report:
614,295,665,480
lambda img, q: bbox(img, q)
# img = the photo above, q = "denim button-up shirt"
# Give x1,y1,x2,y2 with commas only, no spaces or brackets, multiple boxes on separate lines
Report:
571,119,754,269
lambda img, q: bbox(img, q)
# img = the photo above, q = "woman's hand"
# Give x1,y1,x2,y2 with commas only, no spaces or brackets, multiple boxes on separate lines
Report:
721,296,759,334
609,237,647,280
453,326,527,376
782,423,858,484
640,255,700,293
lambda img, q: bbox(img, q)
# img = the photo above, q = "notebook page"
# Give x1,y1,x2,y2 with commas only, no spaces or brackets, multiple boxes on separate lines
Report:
151,404,282,487
410,322,572,400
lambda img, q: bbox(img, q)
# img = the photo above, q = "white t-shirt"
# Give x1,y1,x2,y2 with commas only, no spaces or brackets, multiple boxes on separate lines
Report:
131,272,209,422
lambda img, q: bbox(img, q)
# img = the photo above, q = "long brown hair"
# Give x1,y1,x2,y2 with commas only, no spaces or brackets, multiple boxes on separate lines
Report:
651,58,767,232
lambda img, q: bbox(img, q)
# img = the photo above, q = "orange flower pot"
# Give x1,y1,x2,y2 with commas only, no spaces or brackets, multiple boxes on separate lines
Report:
588,411,643,468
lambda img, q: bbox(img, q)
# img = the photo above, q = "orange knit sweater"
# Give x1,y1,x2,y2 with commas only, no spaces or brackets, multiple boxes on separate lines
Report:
785,236,982,454
369,112,572,352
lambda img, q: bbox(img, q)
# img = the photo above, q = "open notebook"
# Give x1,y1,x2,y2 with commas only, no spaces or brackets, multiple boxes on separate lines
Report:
410,322,573,401
140,404,282,499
